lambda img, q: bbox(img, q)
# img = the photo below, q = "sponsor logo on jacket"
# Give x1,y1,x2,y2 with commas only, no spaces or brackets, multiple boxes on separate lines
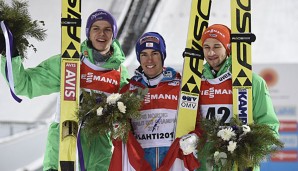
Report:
81,72,118,85
168,80,180,86
219,72,231,82
201,87,232,98
144,93,178,104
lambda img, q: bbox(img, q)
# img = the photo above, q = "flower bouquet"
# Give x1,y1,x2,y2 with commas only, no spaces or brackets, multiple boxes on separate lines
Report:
0,0,46,58
77,88,148,142
197,117,284,171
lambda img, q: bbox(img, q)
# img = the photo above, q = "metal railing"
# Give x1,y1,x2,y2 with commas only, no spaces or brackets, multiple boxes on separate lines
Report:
0,121,47,139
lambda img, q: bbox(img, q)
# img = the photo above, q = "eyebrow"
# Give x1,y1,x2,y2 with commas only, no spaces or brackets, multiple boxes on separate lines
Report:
140,52,147,55
214,43,223,46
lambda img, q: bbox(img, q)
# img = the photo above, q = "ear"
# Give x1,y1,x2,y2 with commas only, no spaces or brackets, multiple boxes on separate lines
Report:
227,43,231,55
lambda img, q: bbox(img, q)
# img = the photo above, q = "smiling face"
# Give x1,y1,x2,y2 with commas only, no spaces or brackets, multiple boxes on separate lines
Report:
89,20,113,54
203,38,228,71
140,49,163,78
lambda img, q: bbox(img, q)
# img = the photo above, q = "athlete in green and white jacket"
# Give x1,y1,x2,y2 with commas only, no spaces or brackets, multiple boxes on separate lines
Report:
196,24,279,171
1,9,129,171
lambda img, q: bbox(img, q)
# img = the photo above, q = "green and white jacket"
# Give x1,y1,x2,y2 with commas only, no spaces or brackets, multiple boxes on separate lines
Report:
197,56,279,171
1,39,129,171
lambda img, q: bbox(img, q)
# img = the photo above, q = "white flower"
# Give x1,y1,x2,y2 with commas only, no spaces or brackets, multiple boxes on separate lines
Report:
242,125,251,134
107,93,121,104
117,101,126,113
96,107,103,116
217,127,236,141
214,151,220,157
214,151,227,164
227,141,237,153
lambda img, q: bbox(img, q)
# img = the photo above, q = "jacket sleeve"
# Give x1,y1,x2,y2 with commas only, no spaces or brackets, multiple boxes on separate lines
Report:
119,64,129,89
43,122,60,171
252,73,280,137
1,55,61,98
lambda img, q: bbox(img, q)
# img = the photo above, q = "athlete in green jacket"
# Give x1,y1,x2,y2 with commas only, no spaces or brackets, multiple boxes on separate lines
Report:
196,24,279,171
1,9,129,171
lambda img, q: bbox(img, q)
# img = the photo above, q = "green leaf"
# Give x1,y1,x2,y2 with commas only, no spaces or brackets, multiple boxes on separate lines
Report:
0,0,47,59
198,117,284,170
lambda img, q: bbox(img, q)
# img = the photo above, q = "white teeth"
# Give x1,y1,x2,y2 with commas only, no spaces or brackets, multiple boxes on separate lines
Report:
97,38,105,42
146,65,155,68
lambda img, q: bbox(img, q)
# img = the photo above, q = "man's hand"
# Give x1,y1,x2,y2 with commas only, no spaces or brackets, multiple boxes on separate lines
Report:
179,133,199,155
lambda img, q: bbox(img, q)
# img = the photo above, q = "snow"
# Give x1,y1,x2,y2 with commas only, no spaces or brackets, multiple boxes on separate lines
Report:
0,124,48,171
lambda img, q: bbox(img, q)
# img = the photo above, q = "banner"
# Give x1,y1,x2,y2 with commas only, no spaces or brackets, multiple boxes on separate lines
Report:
254,64,298,171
